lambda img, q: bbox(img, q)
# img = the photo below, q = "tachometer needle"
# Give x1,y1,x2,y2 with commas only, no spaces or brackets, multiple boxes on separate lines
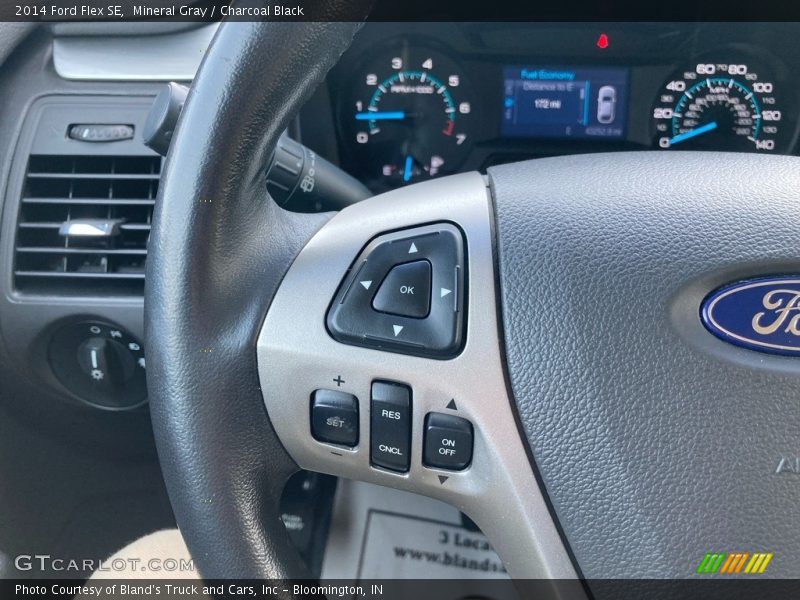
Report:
403,155,413,182
355,111,406,121
669,121,718,145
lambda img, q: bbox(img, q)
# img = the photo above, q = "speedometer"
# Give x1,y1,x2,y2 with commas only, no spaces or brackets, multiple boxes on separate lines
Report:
652,61,791,152
343,44,475,189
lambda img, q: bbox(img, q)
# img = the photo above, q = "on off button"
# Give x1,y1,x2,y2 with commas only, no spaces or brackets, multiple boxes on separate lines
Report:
423,412,473,471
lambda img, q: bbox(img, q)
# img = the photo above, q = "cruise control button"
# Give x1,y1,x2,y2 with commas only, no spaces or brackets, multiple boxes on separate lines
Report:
423,413,473,471
373,260,431,319
371,381,411,472
310,389,359,447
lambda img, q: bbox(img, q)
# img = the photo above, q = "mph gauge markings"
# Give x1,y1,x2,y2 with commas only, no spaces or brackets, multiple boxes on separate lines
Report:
653,62,783,152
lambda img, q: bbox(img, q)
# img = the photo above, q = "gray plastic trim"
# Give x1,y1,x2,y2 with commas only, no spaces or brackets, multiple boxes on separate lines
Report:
256,171,579,581
53,24,218,81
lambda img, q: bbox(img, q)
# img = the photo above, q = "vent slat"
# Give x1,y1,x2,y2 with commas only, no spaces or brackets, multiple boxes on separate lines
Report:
15,271,145,280
26,172,160,181
19,222,67,228
22,197,155,206
14,154,159,296
18,222,152,229
17,247,148,255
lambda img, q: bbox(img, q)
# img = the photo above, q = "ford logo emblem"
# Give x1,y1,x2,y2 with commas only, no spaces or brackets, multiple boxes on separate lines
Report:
701,278,800,355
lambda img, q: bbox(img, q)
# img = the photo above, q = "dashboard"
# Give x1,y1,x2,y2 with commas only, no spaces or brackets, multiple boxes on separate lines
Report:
305,22,800,192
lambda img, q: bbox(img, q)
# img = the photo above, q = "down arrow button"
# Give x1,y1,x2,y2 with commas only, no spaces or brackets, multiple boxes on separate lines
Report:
372,260,431,319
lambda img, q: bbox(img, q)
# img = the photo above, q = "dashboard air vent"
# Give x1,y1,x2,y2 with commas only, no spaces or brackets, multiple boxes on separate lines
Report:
14,154,161,296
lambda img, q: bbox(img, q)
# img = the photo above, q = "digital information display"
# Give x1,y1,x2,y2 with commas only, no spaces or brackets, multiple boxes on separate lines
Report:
501,66,629,139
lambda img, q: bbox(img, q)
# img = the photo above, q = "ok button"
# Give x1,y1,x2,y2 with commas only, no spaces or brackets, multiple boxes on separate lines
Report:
372,260,431,319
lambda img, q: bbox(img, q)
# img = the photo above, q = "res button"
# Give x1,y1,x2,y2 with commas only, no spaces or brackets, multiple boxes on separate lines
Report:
370,381,411,472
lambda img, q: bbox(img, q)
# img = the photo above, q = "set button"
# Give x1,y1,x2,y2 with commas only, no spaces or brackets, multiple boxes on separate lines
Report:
310,389,359,447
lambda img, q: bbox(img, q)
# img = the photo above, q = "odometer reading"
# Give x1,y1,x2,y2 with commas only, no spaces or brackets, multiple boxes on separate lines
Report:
652,62,786,152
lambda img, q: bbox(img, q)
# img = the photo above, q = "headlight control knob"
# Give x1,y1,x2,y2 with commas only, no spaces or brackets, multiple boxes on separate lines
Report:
48,320,147,410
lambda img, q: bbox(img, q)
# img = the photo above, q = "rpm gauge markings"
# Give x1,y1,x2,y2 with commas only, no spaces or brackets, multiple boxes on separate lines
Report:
346,45,475,188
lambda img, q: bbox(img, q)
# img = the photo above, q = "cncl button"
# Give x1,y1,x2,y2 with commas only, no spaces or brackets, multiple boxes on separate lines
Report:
423,413,473,471
370,381,411,473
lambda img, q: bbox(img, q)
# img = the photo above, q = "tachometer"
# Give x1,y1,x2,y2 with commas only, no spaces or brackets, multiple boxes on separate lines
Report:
652,61,790,152
344,45,475,188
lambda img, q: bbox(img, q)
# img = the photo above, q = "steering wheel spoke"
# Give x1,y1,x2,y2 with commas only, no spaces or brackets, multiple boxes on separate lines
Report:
257,172,575,579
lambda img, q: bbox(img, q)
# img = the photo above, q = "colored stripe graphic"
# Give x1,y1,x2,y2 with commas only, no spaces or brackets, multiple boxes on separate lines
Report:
719,553,750,574
745,554,760,573
744,553,773,574
697,553,726,573
734,553,750,573
710,554,725,573
696,553,713,573
720,553,737,574
697,552,772,575
759,553,773,573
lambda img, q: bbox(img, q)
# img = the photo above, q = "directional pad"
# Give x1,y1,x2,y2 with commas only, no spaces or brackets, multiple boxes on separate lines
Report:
326,224,465,359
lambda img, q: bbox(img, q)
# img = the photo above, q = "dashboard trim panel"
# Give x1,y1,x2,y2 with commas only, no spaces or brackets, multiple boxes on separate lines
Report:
53,24,218,81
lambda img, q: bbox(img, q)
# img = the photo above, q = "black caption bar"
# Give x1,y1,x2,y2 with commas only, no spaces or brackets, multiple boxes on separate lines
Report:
3,0,800,22
5,579,800,600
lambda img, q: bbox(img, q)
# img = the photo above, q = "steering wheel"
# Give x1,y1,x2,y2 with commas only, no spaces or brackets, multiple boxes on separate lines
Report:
145,19,800,583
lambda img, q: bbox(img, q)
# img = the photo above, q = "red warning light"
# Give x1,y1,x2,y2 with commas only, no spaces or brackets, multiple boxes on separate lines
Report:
596,33,610,50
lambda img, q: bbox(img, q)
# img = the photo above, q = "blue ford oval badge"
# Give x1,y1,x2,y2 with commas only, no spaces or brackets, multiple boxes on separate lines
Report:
702,278,800,355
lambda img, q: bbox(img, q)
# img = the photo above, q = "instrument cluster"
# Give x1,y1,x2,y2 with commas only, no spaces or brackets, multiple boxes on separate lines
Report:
318,23,800,192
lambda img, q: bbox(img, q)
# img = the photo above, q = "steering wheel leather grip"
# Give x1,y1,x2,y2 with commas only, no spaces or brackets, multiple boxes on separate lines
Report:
145,19,366,579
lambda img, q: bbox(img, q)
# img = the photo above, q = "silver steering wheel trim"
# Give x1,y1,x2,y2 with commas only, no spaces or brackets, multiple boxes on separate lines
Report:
257,171,577,580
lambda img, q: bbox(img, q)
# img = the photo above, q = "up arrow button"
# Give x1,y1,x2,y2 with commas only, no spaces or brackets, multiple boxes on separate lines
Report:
372,260,431,318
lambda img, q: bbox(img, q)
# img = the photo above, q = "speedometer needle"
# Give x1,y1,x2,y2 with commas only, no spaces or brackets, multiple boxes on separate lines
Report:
355,111,406,121
669,121,718,145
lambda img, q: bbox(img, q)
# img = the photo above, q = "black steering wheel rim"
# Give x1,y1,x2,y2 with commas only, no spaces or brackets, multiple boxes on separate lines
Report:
145,19,364,579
